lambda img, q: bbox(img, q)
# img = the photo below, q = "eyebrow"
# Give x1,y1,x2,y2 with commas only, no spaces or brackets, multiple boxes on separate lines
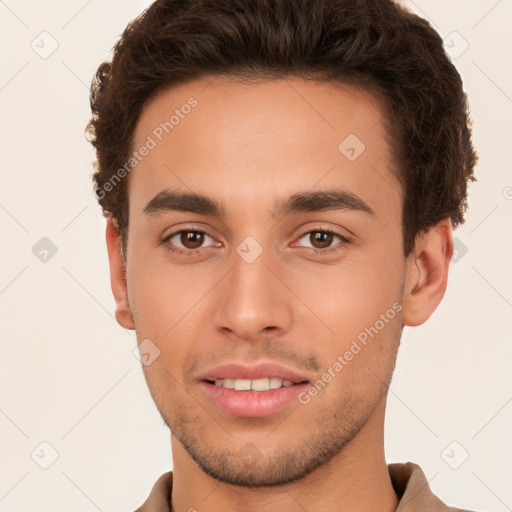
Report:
143,188,375,219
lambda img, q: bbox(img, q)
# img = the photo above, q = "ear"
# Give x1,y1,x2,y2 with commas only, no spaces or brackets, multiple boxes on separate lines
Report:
105,219,135,330
402,218,454,326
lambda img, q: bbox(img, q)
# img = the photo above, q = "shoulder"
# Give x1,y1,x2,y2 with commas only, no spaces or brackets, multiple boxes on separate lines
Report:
134,471,173,512
388,461,479,512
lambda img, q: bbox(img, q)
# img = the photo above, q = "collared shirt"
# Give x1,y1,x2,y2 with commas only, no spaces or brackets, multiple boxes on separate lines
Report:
135,461,476,511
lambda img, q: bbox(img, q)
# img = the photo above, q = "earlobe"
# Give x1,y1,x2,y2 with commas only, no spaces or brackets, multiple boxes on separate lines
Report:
105,219,135,330
402,218,454,327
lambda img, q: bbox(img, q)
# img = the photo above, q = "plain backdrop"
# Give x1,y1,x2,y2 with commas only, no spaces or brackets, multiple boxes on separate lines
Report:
0,0,511,510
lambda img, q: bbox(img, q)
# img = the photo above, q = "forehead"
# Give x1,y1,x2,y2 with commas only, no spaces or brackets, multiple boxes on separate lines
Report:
129,77,401,224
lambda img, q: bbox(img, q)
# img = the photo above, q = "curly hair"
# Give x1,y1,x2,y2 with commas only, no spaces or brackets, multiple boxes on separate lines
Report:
86,0,477,257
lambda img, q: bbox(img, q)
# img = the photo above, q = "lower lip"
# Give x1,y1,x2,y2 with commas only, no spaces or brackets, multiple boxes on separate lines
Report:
200,381,309,418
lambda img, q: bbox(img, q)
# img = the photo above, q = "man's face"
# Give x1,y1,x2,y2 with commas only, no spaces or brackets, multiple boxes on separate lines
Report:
122,77,408,486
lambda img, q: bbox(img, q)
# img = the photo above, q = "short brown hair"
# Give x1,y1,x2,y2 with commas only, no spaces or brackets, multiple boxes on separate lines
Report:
86,0,477,257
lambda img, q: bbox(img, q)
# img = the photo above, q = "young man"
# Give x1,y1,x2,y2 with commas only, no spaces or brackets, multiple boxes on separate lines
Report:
87,0,477,510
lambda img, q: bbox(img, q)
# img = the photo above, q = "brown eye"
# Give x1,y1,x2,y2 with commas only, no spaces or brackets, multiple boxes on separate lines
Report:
180,230,205,249
309,231,334,249
163,229,217,254
294,229,349,254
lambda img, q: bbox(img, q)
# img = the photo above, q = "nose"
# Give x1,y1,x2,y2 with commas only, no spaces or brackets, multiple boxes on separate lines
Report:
212,245,293,342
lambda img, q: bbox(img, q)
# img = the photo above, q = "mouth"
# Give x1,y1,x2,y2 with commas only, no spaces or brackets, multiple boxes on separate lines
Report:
198,362,312,417
200,376,310,417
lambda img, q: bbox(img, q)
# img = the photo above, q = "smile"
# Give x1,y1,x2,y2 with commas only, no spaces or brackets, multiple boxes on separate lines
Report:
211,377,296,391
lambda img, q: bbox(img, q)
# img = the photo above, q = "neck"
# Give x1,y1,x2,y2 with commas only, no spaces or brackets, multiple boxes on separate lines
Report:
170,399,398,512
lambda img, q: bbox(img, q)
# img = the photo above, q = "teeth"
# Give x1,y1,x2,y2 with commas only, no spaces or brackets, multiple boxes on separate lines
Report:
252,378,271,391
234,379,251,391
213,377,295,391
269,377,283,390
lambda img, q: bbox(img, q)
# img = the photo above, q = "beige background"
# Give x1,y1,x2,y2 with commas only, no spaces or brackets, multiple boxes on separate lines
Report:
1,0,511,510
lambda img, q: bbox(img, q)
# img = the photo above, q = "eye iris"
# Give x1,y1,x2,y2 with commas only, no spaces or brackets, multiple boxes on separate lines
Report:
311,231,333,249
181,231,204,249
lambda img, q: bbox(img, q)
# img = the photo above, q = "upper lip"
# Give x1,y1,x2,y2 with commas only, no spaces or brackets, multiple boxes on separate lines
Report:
198,362,311,384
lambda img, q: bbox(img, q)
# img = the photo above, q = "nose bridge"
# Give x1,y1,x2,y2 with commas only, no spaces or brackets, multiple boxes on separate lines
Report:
213,240,292,340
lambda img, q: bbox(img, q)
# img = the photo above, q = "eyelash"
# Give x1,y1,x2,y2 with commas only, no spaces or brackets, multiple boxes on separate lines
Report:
160,227,351,257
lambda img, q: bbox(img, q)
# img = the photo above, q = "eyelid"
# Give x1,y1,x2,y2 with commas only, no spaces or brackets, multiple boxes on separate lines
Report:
161,222,216,237
293,223,352,242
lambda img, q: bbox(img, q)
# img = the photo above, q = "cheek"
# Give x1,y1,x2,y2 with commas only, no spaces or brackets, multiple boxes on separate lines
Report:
126,247,216,383
283,245,405,396
126,242,202,332
287,250,404,344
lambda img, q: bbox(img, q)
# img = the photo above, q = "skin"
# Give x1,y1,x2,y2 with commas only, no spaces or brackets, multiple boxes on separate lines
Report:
106,77,453,512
